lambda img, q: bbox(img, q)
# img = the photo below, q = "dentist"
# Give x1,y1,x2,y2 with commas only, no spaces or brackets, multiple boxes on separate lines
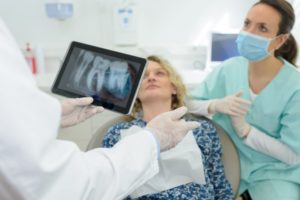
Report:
0,18,199,200
189,0,300,199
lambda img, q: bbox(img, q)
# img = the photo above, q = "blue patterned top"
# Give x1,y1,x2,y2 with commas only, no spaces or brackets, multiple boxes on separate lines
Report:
102,117,234,200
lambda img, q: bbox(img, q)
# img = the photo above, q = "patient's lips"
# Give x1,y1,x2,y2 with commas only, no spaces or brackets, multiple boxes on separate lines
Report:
146,84,159,90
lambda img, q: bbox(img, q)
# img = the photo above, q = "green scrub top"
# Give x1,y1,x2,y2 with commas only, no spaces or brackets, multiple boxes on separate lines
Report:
191,56,300,199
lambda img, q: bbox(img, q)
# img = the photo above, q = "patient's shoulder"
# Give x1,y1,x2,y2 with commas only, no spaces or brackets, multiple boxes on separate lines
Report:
107,119,146,133
103,119,146,147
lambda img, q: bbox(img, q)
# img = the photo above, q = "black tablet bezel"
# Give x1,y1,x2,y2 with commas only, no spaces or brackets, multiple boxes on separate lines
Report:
51,41,147,114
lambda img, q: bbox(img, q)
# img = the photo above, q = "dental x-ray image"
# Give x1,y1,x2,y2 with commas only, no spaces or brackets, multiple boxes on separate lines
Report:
58,47,138,108
76,50,133,102
52,42,147,114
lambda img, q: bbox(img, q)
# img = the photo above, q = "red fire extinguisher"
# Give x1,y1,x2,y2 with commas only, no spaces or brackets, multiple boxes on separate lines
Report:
24,43,37,75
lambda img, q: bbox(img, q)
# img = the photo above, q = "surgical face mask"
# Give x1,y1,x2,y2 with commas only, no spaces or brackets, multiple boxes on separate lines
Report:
236,31,278,62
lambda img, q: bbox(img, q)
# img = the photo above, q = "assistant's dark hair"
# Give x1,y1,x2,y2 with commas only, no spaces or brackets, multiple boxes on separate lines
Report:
255,0,298,65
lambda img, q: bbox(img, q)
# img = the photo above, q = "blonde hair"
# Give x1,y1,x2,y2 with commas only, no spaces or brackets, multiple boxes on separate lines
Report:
131,55,186,117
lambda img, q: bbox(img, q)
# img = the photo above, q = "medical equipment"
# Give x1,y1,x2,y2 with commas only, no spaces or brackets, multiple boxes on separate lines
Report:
207,32,240,68
209,91,251,116
24,43,37,74
45,0,73,20
52,41,147,114
236,31,278,62
113,0,138,45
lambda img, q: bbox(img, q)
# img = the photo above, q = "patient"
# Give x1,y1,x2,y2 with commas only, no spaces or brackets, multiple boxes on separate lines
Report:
102,55,233,199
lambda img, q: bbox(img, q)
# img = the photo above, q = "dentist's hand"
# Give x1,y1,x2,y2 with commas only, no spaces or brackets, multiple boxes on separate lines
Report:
147,106,200,151
231,114,251,138
208,91,251,116
60,97,104,128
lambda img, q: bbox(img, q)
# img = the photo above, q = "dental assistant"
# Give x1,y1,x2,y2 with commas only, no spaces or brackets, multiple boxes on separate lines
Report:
0,18,199,200
189,0,300,199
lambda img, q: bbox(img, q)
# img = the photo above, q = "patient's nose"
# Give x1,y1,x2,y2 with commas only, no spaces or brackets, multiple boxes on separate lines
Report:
147,73,157,82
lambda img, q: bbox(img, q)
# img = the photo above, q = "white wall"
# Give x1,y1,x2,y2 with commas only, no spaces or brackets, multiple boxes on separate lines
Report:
0,0,256,54
2,0,300,59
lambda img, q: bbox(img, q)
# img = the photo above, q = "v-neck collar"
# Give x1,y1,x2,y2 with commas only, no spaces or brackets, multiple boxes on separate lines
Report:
245,58,287,104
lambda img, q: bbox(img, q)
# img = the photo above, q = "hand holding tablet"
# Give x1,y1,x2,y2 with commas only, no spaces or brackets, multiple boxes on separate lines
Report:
52,41,147,114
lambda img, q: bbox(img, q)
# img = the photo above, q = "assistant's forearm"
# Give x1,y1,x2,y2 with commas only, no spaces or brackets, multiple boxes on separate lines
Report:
244,127,300,165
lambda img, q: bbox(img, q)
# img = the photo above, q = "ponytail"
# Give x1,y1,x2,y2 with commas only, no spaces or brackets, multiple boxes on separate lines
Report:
257,0,298,66
275,34,298,65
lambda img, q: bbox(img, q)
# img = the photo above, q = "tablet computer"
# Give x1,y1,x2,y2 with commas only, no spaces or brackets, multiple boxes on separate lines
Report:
52,41,147,114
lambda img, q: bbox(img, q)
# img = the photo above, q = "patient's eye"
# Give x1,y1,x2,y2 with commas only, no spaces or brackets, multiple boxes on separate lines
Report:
156,70,166,77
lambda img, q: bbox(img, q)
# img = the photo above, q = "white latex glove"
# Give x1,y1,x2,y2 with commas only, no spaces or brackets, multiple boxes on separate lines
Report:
231,114,251,138
60,97,104,128
146,106,200,151
209,91,251,116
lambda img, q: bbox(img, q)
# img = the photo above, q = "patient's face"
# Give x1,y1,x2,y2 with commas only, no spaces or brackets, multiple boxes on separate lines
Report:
138,61,176,104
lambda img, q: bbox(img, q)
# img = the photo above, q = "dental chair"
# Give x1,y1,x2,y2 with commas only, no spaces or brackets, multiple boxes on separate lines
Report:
86,115,240,197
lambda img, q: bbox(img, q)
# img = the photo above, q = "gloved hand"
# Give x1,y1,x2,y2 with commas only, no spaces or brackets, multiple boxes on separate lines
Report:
208,91,251,116
146,106,200,151
60,97,104,128
231,114,251,138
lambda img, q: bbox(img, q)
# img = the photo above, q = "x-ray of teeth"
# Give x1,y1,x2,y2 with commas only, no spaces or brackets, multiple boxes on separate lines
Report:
86,56,110,92
54,42,146,113
74,50,95,86
104,61,130,99
65,49,134,101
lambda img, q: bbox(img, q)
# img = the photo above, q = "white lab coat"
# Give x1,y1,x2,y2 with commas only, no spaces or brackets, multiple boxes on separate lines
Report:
0,18,159,200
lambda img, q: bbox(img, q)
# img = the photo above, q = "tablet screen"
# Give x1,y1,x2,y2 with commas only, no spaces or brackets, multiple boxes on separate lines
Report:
52,41,147,114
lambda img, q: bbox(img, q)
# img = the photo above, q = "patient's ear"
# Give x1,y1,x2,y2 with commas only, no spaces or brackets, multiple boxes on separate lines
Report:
172,90,177,95
171,85,177,95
